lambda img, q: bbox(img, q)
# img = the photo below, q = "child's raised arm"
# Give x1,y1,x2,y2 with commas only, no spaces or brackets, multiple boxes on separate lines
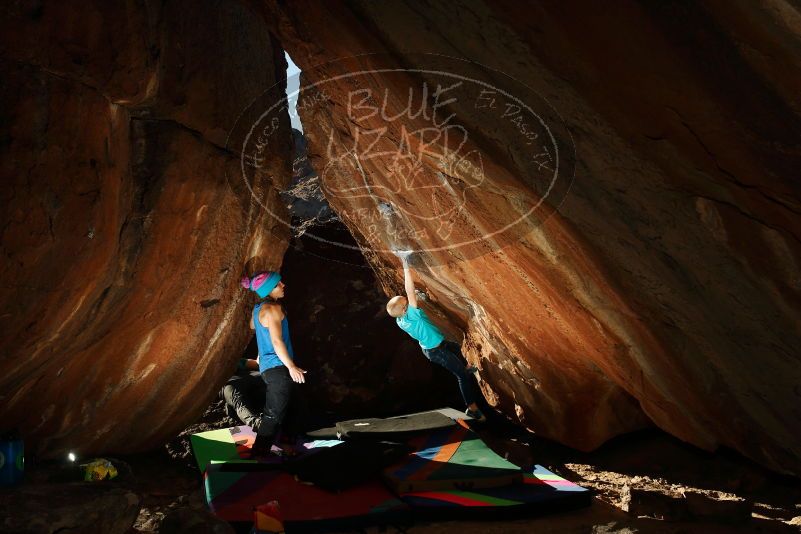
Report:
400,254,418,309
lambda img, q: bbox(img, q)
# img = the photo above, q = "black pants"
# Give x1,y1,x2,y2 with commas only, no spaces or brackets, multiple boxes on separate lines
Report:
220,371,265,429
258,366,293,443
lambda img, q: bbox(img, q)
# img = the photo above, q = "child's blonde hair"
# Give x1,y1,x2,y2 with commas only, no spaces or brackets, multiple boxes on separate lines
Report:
386,295,407,317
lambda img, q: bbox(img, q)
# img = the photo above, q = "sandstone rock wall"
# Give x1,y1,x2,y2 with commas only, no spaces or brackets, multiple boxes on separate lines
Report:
255,0,801,474
2,0,799,475
0,0,292,456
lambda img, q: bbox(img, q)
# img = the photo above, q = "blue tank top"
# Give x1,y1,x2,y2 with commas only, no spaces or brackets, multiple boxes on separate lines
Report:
253,302,295,372
396,305,445,350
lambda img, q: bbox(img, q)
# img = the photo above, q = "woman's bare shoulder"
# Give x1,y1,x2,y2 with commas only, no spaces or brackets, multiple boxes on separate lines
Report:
259,301,283,318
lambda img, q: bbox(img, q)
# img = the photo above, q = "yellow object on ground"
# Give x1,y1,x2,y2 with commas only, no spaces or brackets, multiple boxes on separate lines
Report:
81,458,118,481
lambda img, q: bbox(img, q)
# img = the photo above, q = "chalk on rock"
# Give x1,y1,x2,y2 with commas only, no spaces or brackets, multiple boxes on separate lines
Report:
377,202,394,218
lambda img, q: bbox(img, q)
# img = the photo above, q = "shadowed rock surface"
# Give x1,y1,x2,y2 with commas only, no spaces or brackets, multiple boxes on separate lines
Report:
278,222,466,420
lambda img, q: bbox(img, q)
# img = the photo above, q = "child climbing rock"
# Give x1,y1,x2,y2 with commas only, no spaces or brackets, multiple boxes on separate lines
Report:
241,271,306,456
386,252,485,422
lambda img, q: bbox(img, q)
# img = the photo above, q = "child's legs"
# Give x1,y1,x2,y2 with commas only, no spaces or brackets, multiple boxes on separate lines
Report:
442,340,464,359
258,366,293,442
424,344,479,407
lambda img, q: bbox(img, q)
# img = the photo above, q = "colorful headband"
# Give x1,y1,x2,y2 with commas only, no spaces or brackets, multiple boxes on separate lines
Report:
241,271,281,298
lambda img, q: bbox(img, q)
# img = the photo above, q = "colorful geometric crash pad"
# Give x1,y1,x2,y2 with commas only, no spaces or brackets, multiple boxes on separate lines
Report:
204,462,408,525
191,426,406,527
189,424,341,471
190,425,258,471
191,413,591,529
382,421,523,493
400,464,591,518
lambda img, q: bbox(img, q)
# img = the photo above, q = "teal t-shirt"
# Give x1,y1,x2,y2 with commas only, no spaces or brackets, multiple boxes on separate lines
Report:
396,305,445,350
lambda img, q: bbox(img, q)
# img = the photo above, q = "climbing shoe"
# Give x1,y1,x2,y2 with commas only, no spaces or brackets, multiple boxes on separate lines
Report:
465,407,487,423
250,434,273,458
465,365,479,375
276,439,300,458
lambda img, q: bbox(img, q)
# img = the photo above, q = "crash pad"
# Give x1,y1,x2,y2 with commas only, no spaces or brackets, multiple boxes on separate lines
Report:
190,426,254,471
382,422,523,493
399,464,591,519
191,426,406,528
336,410,457,439
203,462,408,526
191,412,589,530
189,424,340,471
285,439,409,492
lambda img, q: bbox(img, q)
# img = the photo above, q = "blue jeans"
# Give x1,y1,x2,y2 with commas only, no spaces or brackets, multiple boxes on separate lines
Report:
422,341,478,407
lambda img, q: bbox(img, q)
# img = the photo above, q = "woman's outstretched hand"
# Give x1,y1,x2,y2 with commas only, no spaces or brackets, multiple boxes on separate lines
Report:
288,365,307,384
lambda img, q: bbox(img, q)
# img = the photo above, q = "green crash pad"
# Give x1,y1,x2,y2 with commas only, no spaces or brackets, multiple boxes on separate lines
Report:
189,425,259,471
382,421,523,493
189,424,341,471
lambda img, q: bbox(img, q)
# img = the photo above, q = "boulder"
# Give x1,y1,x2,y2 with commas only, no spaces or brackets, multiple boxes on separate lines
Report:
253,0,801,475
685,490,752,523
620,485,688,521
0,0,292,457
